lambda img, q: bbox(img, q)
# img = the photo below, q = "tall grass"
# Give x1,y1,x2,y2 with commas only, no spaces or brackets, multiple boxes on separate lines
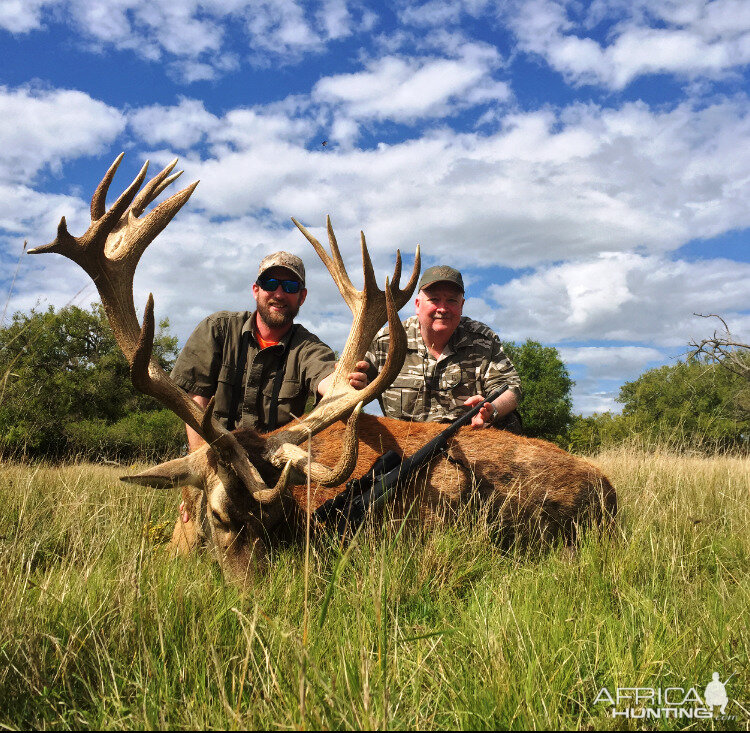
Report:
0,451,747,730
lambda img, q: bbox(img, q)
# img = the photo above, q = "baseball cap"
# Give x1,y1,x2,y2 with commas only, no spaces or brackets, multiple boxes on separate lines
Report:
418,265,464,293
257,251,305,285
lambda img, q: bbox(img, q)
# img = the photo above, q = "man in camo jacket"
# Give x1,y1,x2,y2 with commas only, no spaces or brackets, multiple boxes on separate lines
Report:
364,265,522,432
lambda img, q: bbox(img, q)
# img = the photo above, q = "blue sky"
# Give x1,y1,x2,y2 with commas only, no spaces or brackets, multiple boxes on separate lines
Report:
1,0,749,416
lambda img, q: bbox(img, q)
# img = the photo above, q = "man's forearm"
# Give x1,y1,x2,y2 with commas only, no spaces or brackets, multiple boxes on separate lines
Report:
187,393,210,451
491,389,518,419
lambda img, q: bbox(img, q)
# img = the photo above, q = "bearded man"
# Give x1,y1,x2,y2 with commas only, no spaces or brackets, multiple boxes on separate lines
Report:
171,251,368,450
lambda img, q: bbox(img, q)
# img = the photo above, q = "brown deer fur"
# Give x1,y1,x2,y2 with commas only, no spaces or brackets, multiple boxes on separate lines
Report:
169,413,617,577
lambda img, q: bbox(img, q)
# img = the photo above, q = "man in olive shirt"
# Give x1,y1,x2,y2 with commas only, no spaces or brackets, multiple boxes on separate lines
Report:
170,250,369,537
172,251,369,452
364,265,522,432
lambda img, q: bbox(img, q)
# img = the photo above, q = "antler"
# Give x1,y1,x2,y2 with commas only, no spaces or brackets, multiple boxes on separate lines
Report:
264,216,420,486
28,153,278,504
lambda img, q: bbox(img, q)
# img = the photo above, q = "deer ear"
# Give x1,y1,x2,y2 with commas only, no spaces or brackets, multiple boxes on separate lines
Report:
121,455,203,489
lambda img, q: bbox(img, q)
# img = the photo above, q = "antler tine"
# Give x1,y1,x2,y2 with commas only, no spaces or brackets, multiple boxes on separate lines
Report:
96,159,149,235
150,171,183,204
391,245,420,310
131,293,156,390
392,249,403,290
119,181,199,273
131,293,209,434
325,216,358,300
91,152,124,221
361,275,408,400
291,216,330,265
359,230,380,295
131,158,181,217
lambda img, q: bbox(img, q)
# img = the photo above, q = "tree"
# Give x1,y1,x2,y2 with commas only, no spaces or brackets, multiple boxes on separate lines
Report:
0,303,184,459
689,314,750,419
503,340,574,443
615,357,748,451
567,411,634,454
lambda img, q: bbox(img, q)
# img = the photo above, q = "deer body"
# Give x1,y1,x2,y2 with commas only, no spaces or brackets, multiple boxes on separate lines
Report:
303,414,616,535
167,413,616,580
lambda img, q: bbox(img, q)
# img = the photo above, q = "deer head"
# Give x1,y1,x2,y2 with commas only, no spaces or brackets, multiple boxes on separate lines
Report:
30,154,420,582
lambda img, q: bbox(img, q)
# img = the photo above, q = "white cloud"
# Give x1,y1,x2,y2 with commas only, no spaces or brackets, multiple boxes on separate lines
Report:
0,0,375,78
558,345,665,379
0,0,53,33
312,44,510,127
506,0,750,89
150,95,750,273
0,184,86,238
557,345,680,415
485,253,750,346
129,98,222,149
0,86,124,183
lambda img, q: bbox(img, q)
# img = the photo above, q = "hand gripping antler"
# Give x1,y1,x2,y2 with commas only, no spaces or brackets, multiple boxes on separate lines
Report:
264,216,420,487
28,153,280,504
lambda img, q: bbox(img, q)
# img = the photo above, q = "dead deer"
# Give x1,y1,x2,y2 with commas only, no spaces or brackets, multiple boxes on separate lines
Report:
30,154,617,586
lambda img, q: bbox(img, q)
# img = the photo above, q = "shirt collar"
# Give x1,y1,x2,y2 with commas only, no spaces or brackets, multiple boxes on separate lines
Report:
245,311,295,350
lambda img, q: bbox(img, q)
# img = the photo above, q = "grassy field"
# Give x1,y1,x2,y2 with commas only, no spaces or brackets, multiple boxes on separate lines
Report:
0,450,747,730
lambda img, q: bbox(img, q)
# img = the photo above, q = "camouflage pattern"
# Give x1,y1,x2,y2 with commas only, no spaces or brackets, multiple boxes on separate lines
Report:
364,315,521,422
171,311,335,431
257,251,305,284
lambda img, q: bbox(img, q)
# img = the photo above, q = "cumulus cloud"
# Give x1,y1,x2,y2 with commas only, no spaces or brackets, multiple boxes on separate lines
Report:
147,94,750,274
0,0,53,33
0,86,124,182
558,346,665,378
0,0,375,79
129,98,222,150
506,0,750,89
556,345,678,415
312,44,510,130
485,253,750,346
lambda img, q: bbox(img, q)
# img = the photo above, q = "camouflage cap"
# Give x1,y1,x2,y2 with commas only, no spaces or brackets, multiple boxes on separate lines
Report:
418,265,464,293
257,251,305,285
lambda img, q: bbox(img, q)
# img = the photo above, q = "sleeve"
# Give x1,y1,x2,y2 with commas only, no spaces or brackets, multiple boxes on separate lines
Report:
297,336,337,396
483,334,522,399
170,316,224,397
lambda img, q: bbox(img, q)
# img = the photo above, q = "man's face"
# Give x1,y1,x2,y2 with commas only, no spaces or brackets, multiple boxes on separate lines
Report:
252,266,307,329
415,282,464,340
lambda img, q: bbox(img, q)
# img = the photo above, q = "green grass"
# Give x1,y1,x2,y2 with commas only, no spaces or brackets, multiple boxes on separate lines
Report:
0,451,748,730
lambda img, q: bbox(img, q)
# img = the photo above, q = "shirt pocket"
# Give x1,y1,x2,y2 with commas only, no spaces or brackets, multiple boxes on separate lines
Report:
441,363,472,400
262,378,304,425
388,372,425,419
440,363,462,390
214,362,236,419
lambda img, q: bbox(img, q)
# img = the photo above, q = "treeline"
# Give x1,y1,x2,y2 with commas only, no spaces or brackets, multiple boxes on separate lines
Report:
0,304,185,460
568,357,749,454
1,304,747,460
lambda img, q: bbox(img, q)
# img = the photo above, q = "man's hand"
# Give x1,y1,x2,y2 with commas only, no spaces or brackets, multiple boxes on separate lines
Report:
347,360,370,390
318,360,370,396
463,394,496,428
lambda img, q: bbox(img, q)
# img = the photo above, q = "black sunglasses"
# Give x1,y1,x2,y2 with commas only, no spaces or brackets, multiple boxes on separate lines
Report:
257,277,302,294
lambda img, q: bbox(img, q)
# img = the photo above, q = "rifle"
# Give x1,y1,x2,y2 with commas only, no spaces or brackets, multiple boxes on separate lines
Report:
314,386,508,536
